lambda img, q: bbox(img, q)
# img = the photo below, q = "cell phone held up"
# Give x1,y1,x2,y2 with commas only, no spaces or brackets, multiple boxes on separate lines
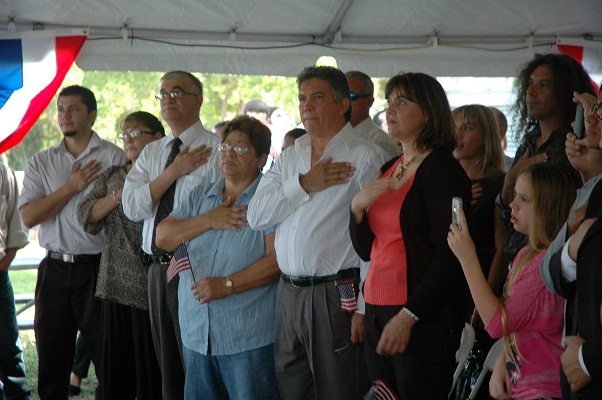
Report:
452,197,463,230
574,102,584,139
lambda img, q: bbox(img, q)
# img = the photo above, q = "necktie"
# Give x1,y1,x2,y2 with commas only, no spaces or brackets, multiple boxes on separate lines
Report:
151,137,182,255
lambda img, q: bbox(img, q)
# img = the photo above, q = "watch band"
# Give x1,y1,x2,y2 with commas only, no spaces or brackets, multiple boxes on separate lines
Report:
402,307,419,322
225,276,236,295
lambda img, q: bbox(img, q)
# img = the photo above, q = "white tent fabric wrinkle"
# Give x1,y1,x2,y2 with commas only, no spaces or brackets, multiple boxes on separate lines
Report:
2,0,601,77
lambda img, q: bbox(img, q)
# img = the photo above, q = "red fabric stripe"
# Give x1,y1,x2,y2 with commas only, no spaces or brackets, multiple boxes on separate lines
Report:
558,44,599,92
558,44,584,63
0,35,86,154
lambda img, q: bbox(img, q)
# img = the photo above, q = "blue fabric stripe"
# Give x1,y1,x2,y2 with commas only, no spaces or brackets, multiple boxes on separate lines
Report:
0,39,24,109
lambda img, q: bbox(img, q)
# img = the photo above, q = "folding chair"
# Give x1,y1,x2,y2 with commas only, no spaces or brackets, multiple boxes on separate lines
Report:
448,323,476,399
468,338,504,400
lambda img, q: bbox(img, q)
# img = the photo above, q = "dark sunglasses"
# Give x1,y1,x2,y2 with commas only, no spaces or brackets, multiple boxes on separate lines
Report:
350,92,370,101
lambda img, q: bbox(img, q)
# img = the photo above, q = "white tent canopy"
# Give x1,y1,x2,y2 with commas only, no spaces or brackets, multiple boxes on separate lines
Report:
3,0,602,77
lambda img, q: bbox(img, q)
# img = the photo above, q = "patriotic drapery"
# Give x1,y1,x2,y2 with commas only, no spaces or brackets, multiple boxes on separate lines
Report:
558,44,602,91
0,30,87,153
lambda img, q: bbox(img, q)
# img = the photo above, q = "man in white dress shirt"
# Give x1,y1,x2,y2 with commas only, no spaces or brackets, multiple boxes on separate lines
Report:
346,70,401,159
122,71,221,400
248,66,388,400
19,85,125,399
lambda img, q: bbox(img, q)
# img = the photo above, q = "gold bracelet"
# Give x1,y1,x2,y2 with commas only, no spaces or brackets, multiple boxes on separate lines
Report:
112,190,120,205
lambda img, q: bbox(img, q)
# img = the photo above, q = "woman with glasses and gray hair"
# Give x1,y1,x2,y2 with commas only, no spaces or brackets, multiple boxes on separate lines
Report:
77,111,164,399
156,115,281,400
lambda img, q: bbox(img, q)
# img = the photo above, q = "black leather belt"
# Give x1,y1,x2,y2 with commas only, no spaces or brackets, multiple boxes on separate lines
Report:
140,250,173,266
281,268,359,287
47,251,101,263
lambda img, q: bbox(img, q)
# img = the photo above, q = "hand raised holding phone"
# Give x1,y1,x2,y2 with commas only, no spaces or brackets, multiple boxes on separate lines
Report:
574,102,584,139
447,204,477,265
452,197,463,230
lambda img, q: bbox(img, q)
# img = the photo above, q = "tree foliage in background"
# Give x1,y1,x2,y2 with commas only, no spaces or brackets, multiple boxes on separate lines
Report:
5,65,388,171
5,66,301,170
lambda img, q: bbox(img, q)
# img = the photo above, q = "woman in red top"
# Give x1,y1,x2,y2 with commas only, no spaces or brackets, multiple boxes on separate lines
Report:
350,72,471,399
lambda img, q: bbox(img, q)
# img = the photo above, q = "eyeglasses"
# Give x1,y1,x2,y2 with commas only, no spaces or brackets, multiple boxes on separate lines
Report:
350,92,370,101
118,130,153,141
591,101,602,122
218,143,249,155
155,90,199,101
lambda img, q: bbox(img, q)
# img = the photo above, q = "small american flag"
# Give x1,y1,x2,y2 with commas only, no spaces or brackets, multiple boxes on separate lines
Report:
363,379,399,400
336,279,357,312
166,243,192,283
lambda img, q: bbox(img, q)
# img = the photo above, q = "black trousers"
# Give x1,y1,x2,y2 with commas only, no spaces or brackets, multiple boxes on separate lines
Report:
34,256,102,400
72,332,91,380
98,300,162,400
364,303,461,400
0,270,31,400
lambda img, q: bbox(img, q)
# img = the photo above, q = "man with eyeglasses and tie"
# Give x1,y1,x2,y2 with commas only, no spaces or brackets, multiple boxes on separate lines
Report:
122,71,221,400
345,70,401,159
19,85,125,400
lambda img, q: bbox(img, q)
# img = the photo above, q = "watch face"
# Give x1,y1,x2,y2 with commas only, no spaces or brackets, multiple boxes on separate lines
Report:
226,280,232,287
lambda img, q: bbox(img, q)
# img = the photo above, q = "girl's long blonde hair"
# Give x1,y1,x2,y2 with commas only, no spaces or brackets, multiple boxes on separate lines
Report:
500,162,581,369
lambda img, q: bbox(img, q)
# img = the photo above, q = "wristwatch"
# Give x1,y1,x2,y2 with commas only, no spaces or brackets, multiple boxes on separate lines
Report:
225,276,236,295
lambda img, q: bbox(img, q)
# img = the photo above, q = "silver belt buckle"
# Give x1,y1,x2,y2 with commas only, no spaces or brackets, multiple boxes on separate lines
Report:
63,253,75,263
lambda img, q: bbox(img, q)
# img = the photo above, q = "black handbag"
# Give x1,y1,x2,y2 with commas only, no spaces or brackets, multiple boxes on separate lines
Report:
451,339,485,400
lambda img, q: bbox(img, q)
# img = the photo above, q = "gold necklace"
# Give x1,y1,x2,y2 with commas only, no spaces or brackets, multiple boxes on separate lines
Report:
395,155,417,181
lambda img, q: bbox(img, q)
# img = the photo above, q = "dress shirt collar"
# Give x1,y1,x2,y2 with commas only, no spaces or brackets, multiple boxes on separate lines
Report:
293,122,355,153
523,123,571,147
206,173,263,203
164,120,208,149
54,131,103,161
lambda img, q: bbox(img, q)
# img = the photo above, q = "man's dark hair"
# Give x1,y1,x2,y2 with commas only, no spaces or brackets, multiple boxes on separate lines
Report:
284,128,307,141
297,66,351,122
511,53,595,141
243,99,269,116
58,85,97,113
345,70,374,96
372,110,386,126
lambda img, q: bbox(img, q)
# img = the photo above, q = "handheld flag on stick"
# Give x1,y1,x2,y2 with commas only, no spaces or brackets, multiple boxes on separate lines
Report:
166,242,193,283
336,279,358,313
363,379,399,400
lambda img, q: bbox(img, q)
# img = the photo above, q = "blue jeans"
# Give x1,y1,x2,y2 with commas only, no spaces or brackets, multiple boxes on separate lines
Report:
0,271,30,400
183,344,280,400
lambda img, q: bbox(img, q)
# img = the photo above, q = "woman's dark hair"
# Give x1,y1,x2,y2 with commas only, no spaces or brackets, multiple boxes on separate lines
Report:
385,72,455,152
511,53,596,141
221,115,271,158
120,111,165,136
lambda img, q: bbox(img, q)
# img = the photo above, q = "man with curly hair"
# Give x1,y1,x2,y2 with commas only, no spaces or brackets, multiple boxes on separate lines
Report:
496,53,595,261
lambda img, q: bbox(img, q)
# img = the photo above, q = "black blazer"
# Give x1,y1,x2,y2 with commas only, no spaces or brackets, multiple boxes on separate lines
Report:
350,148,471,330
549,179,602,399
